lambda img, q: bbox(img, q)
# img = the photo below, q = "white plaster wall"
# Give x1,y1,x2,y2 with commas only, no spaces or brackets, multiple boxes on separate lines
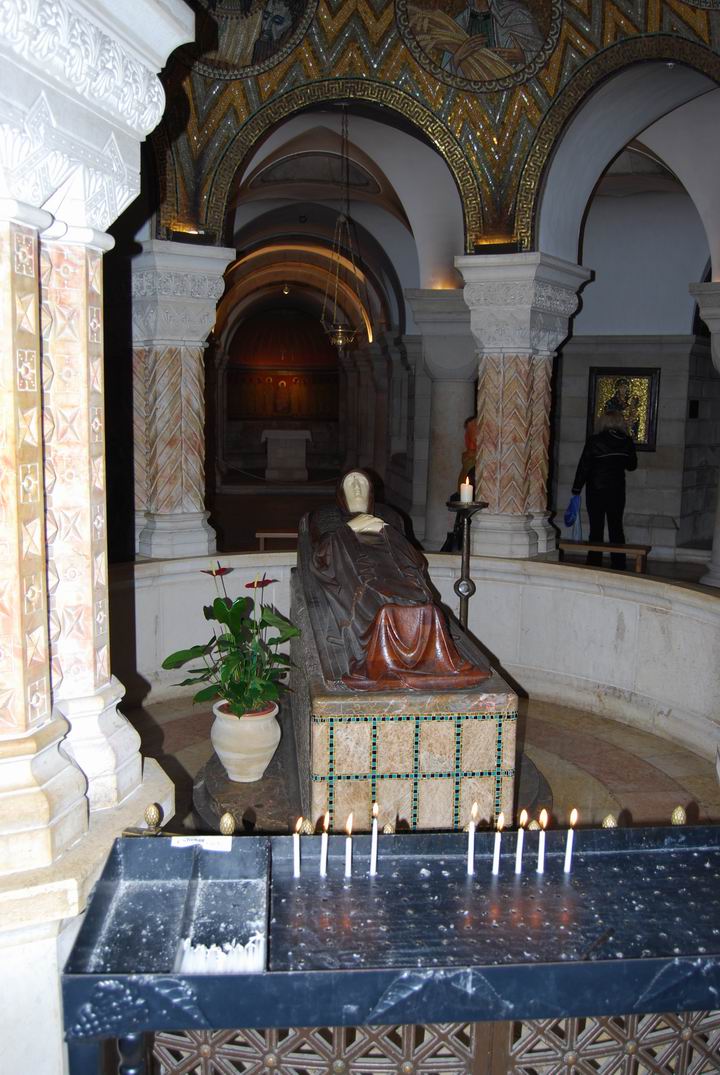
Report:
237,114,464,290
575,191,709,335
112,553,720,764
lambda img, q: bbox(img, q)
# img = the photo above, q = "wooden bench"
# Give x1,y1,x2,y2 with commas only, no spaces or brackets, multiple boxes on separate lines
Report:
558,540,652,574
255,530,298,551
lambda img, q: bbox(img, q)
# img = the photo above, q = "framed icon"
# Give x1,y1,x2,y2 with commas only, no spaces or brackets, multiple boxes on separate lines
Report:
587,367,660,452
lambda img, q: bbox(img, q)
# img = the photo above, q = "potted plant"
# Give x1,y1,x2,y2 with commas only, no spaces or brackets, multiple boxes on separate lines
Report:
162,569,299,782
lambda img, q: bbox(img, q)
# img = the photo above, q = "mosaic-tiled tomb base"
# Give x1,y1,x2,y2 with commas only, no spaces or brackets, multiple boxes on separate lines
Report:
290,575,517,832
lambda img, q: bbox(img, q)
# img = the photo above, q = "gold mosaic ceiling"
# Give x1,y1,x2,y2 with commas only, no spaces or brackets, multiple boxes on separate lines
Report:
156,0,720,249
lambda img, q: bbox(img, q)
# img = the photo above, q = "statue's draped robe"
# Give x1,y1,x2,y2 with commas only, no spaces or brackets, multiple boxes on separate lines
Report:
301,504,489,691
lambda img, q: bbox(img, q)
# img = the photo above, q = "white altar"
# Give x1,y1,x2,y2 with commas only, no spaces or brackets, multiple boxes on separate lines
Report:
262,429,312,481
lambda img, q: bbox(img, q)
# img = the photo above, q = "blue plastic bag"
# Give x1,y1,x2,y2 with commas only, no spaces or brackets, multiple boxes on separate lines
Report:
563,494,581,528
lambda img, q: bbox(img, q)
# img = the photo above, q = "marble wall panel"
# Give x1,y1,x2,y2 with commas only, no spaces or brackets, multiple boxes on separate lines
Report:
419,720,455,773
417,778,454,830
335,722,372,776
377,720,414,774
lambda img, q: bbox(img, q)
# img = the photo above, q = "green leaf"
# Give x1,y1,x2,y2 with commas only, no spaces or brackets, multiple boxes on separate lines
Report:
162,642,212,669
259,606,295,631
193,683,221,703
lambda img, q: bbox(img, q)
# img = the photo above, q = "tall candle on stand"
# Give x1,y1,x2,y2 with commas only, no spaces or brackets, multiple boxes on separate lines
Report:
370,802,379,875
319,811,329,877
515,809,528,874
537,808,548,874
344,813,353,877
564,808,578,873
491,812,504,875
466,801,478,875
460,475,473,504
293,817,302,877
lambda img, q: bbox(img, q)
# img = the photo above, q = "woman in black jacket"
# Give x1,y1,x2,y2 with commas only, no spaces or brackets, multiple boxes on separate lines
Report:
571,413,638,568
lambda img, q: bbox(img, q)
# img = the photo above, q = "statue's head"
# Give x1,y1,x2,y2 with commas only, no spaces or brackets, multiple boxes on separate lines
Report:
338,469,375,515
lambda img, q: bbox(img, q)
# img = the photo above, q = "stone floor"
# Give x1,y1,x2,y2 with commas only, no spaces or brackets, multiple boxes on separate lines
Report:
125,695,720,834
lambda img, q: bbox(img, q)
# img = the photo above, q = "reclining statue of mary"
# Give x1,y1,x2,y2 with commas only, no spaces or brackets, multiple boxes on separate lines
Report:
296,469,490,691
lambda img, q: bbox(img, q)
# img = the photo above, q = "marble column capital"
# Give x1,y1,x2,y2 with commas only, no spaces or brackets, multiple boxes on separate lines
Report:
455,252,591,356
132,240,236,345
0,0,193,232
690,283,720,374
405,289,476,381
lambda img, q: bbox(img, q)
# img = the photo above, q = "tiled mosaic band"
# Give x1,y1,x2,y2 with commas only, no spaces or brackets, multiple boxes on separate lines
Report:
311,711,517,831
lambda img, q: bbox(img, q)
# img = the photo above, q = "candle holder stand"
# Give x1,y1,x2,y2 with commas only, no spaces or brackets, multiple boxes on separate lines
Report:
62,826,720,1075
446,500,487,628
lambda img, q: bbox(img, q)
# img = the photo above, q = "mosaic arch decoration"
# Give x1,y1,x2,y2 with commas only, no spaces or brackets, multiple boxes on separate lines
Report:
396,0,563,93
515,34,720,251
200,80,485,251
177,0,319,79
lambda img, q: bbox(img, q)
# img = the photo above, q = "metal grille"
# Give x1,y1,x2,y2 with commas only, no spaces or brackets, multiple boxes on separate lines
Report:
152,1013,720,1075
153,1023,476,1075
508,1011,720,1074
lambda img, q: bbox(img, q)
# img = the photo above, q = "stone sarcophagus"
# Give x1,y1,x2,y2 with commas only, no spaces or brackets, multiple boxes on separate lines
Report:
290,471,518,832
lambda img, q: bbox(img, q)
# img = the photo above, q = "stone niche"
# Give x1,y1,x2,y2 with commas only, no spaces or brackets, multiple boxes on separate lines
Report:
290,573,517,832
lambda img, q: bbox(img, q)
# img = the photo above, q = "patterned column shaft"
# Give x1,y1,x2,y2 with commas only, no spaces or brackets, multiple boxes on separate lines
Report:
146,344,207,515
41,237,141,810
0,220,50,734
42,240,109,697
476,353,533,515
526,352,554,514
133,344,148,546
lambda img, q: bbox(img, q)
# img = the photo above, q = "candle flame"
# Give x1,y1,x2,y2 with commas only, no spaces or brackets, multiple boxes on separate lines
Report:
295,817,303,834
346,812,353,836
539,808,548,830
519,808,528,828
372,802,378,819
323,811,329,833
570,808,578,827
471,801,478,823
496,812,505,831
464,475,469,484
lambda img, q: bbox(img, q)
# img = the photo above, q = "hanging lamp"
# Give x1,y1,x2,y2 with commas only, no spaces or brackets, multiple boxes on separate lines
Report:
321,106,372,352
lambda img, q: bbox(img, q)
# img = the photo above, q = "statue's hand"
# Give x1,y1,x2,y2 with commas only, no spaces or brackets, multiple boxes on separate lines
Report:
347,513,386,534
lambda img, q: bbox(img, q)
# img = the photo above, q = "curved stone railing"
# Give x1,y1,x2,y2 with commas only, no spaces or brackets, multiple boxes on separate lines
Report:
110,552,720,762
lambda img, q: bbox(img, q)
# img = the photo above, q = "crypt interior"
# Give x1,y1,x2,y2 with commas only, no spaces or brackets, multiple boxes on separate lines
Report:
3,0,720,1072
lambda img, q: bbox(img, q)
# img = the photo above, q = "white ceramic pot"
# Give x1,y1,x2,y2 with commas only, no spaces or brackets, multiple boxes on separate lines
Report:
210,700,281,782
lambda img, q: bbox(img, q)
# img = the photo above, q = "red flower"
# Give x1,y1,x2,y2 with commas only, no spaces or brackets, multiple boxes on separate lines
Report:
245,577,277,589
201,566,232,577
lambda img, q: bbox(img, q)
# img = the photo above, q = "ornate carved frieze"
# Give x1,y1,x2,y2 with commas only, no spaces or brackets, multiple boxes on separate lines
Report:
0,0,167,137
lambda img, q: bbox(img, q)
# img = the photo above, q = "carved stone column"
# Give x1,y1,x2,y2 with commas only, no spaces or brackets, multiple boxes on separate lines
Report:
339,349,360,469
132,240,235,559
689,283,720,588
456,254,590,558
370,338,392,479
406,290,477,550
0,205,88,873
41,232,142,809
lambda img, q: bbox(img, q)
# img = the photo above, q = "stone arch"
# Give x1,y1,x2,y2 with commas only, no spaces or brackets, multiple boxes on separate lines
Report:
516,36,720,256
202,79,484,252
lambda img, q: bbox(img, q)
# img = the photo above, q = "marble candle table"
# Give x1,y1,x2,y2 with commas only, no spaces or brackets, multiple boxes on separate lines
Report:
63,826,720,1074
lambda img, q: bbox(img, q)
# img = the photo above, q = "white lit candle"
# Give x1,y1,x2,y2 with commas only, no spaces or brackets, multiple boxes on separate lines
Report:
293,817,302,878
491,812,504,875
344,812,353,877
515,808,528,874
537,808,548,874
460,475,473,504
466,801,478,875
370,802,379,876
319,811,329,877
564,808,578,873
